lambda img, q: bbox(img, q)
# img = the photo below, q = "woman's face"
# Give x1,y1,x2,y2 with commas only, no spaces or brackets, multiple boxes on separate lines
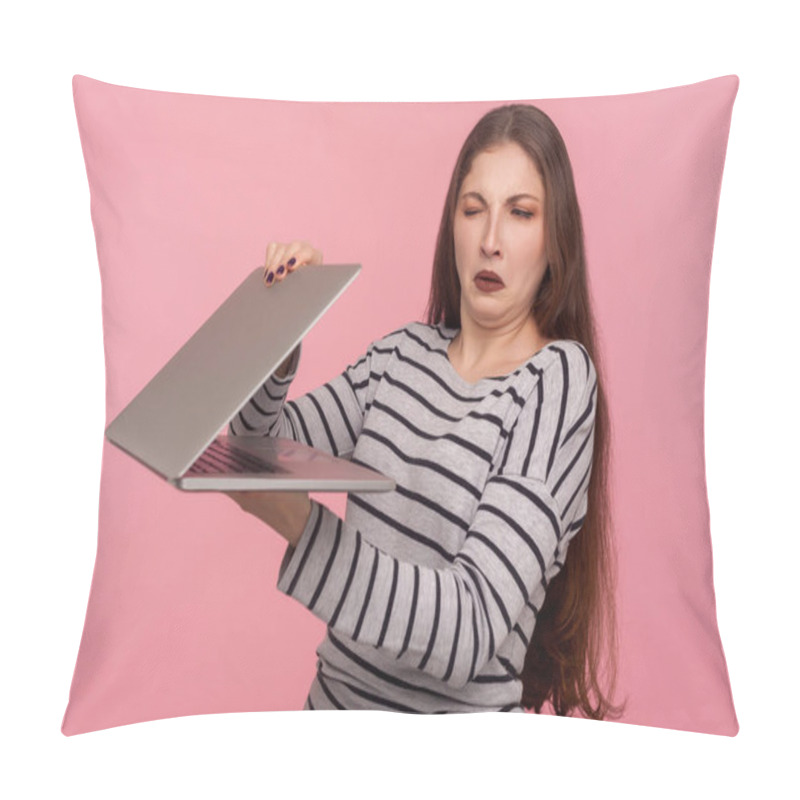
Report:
453,141,548,333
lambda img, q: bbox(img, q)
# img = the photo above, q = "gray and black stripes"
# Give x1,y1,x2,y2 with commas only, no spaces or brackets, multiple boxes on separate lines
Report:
232,321,596,712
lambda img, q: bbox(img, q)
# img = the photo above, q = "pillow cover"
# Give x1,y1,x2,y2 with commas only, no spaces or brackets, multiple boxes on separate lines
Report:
63,74,739,735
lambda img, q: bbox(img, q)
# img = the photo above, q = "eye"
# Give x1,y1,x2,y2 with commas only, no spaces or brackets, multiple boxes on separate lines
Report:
512,208,534,218
463,208,481,217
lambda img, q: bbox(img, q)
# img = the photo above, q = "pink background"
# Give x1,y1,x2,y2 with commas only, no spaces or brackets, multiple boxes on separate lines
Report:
63,75,738,735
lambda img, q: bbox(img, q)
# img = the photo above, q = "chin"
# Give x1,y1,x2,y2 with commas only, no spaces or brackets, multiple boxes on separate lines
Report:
463,308,506,328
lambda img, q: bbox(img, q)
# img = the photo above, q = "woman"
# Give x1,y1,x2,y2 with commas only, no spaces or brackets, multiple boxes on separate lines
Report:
226,104,624,718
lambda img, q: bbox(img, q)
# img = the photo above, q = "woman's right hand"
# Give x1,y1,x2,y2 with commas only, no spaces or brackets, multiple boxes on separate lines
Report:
264,241,323,378
263,240,323,287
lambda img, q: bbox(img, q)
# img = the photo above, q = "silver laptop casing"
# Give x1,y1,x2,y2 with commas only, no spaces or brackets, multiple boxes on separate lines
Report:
105,264,395,492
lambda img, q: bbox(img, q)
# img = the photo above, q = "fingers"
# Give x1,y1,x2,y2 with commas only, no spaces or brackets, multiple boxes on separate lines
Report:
225,491,257,516
263,240,323,286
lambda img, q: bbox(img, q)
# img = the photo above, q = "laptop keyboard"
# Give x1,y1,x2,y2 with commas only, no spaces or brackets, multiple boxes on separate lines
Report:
186,438,289,476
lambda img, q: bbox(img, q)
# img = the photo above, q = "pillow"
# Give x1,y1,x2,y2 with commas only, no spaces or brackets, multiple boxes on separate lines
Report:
63,74,739,735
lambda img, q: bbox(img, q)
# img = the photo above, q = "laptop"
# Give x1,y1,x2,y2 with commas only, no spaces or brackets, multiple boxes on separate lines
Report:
105,263,395,493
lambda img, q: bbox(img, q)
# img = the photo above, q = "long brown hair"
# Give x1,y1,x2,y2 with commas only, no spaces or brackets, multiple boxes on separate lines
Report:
425,104,626,720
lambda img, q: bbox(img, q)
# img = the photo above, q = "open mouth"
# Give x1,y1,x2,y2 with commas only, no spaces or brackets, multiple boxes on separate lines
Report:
475,271,504,291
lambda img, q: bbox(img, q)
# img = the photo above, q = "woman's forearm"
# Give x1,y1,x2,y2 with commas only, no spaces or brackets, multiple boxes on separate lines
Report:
225,491,312,547
273,353,293,379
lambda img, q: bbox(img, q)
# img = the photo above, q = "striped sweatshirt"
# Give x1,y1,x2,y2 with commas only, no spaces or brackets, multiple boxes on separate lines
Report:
229,321,597,713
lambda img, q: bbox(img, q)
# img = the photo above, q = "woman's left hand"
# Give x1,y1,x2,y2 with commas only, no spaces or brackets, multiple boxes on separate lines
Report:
224,490,312,548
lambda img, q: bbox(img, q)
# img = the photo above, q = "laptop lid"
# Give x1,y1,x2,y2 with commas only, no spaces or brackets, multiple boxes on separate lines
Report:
105,263,361,481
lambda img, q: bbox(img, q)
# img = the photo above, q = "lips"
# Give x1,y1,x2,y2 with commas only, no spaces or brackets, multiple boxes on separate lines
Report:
475,270,504,292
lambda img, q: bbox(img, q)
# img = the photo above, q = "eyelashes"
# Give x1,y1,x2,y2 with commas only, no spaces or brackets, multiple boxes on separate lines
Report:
462,208,534,219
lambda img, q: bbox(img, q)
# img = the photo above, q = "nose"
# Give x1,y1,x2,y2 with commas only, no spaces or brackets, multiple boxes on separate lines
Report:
480,210,502,259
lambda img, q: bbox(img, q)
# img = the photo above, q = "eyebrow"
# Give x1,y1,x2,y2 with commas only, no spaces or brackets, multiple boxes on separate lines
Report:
460,191,541,204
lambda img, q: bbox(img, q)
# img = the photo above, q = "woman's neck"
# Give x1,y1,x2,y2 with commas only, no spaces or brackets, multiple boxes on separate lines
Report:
448,314,550,377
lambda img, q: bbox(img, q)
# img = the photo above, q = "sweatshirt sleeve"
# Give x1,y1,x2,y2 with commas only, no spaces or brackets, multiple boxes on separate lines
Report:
228,343,302,436
228,331,398,459
276,343,598,689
